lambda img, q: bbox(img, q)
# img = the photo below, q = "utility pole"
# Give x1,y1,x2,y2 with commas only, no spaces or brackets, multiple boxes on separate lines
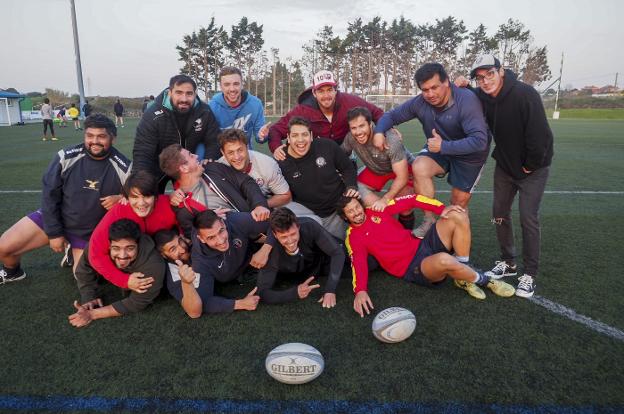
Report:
553,52,564,119
614,72,619,90
69,0,86,116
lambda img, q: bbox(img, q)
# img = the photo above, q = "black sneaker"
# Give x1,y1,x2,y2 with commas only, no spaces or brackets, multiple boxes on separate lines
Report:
484,260,517,279
0,268,26,284
60,244,74,268
516,274,535,298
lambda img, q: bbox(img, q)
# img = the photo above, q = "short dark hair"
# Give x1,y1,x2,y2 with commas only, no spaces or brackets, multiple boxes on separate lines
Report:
169,74,197,91
346,107,372,124
108,219,141,243
219,66,243,80
288,116,311,133
122,170,158,198
414,63,448,88
158,144,186,180
336,195,362,221
193,209,223,230
84,113,117,138
218,129,248,149
269,208,298,233
149,95,155,100
44,98,50,104
153,228,180,253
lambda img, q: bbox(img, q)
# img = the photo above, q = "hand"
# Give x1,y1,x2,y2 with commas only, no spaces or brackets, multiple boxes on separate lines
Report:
235,287,260,311
371,197,388,212
175,260,196,284
80,298,103,310
251,206,270,221
318,292,336,308
353,291,374,317
169,189,186,207
100,194,122,210
201,159,213,166
118,196,129,206
440,204,465,219
522,166,532,174
454,75,470,88
68,300,93,328
372,132,389,151
127,272,155,294
344,188,360,199
250,244,271,269
258,122,271,142
297,276,321,299
273,144,287,161
427,129,442,153
214,207,230,219
49,236,67,253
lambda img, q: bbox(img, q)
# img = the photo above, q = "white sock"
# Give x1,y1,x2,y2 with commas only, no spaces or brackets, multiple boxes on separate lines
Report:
455,255,469,264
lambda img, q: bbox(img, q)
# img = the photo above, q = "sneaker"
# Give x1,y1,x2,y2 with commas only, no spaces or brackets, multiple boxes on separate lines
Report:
412,218,435,239
51,137,59,141
42,137,48,141
454,279,486,300
516,274,535,298
60,244,74,268
484,260,518,279
486,279,516,297
0,268,27,284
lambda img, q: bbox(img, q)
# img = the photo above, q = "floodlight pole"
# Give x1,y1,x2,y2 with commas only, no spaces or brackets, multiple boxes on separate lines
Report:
553,52,564,118
70,0,86,117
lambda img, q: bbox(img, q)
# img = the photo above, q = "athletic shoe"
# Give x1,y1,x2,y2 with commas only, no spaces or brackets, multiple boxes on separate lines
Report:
516,274,535,298
484,260,518,279
0,268,27,285
454,279,485,300
42,137,48,141
486,279,516,297
51,137,59,141
60,244,73,268
412,218,435,239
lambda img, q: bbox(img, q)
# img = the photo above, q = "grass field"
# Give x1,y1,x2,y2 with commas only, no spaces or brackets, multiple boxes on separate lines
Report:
0,117,623,413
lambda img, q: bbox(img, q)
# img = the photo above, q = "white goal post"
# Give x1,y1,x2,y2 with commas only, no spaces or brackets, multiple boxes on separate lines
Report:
365,95,414,111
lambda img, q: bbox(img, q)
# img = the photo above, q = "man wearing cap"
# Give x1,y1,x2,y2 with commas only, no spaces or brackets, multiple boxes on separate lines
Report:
268,70,384,159
372,63,490,239
454,55,553,298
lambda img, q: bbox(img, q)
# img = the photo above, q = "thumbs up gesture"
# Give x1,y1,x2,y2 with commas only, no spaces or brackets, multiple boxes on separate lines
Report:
427,128,442,153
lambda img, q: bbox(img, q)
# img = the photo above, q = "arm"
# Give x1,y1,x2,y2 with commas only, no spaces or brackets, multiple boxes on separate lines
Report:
173,195,206,240
202,111,221,161
264,157,292,208
40,151,65,240
379,159,410,205
346,232,370,295
268,113,291,153
373,98,419,134
439,92,489,156
256,259,300,304
384,194,445,217
252,102,267,144
132,116,160,175
228,167,269,210
191,247,236,313
333,142,358,190
176,261,203,318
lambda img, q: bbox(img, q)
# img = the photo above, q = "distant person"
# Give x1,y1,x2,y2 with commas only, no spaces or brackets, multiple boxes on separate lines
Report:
68,219,165,328
373,63,490,238
454,55,554,298
113,99,125,128
0,114,131,283
57,106,68,127
209,66,270,150
68,103,81,130
133,75,220,192
82,100,93,118
268,69,384,160
142,95,155,114
40,98,57,141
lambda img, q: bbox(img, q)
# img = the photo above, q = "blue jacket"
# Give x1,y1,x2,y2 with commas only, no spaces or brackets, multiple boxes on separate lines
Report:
209,91,266,148
374,84,490,164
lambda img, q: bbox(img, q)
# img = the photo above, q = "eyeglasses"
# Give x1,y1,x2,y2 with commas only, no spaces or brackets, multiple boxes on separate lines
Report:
474,68,499,84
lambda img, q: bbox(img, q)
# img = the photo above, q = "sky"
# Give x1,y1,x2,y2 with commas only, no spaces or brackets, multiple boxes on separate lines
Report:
2,0,622,97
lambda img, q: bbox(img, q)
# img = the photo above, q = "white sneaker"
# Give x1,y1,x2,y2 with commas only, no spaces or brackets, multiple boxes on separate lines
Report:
516,274,535,298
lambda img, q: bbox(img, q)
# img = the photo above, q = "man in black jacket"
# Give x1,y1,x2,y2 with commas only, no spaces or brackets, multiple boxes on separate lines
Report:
133,75,220,192
456,55,554,298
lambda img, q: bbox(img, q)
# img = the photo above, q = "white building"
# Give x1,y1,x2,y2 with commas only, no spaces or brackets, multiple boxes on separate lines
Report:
0,90,25,126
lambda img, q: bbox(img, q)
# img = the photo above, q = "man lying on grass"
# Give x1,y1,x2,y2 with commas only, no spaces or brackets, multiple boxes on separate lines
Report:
337,194,516,317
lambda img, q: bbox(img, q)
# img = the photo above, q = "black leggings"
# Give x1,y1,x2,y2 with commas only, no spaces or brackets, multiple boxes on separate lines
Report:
43,119,55,135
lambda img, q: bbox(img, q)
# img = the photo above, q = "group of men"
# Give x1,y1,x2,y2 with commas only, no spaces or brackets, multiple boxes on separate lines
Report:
1,53,553,325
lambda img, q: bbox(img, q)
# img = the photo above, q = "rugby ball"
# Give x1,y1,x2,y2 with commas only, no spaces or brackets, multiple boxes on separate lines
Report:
265,343,324,384
372,307,417,343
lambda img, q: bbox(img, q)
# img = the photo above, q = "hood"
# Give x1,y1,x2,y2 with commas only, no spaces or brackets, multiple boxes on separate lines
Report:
156,88,202,112
211,90,249,109
297,87,319,108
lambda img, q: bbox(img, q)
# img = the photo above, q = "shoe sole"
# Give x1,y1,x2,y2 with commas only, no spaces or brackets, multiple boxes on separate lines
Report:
1,273,27,284
515,290,534,298
484,271,517,280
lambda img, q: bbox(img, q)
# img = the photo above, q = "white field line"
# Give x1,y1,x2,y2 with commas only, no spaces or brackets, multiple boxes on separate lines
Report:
529,295,624,342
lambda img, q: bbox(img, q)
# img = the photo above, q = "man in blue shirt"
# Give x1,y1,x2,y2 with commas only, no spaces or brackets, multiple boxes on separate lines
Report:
373,63,490,239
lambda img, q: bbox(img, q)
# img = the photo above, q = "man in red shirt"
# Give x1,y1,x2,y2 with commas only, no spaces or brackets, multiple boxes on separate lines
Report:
338,194,515,317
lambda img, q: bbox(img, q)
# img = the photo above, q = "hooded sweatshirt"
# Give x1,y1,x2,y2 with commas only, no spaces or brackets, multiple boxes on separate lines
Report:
209,91,266,148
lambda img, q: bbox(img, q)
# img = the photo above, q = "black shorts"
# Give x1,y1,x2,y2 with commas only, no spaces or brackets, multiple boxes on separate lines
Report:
403,223,450,287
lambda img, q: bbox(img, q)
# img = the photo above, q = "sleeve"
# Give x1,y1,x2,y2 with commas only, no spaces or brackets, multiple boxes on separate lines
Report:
202,110,221,161
384,194,445,216
439,92,489,156
387,132,408,164
332,141,358,189
191,243,235,313
522,89,553,171
373,97,420,134
341,135,354,156
228,167,269,209
230,212,270,239
268,112,292,152
345,230,369,294
87,206,131,288
311,225,345,294
265,157,290,195
363,99,384,123
256,253,300,304
252,100,266,144
40,151,65,238
132,115,160,176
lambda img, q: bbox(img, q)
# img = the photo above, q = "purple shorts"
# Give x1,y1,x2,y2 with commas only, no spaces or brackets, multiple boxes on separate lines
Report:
27,210,88,249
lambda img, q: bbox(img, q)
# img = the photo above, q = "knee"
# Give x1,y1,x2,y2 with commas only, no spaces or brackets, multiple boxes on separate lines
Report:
446,210,469,226
437,253,460,271
411,159,430,179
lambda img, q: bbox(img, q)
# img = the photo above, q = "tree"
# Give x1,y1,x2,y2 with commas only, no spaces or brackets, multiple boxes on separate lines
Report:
44,88,70,105
522,46,551,86
227,17,264,86
461,24,498,74
495,19,531,72
427,16,467,76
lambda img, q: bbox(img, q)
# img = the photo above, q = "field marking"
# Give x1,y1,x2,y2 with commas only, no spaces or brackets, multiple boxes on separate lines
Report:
529,295,624,342
2,190,624,195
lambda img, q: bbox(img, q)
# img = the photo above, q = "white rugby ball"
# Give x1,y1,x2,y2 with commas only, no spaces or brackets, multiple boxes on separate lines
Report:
372,307,417,343
265,343,324,384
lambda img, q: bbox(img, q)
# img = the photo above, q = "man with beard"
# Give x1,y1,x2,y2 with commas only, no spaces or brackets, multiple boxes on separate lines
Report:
133,74,220,192
0,114,131,283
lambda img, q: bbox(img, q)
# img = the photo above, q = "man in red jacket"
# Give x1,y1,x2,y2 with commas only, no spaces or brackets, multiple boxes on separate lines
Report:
338,194,516,317
268,70,384,159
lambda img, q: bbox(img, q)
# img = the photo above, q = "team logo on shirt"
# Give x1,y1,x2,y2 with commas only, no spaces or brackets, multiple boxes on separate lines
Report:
233,238,243,248
315,157,326,168
194,118,203,132
255,178,265,187
371,215,381,224
83,179,99,191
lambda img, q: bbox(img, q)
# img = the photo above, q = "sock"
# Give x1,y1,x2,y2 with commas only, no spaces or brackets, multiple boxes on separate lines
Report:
398,213,415,230
473,271,490,287
455,256,470,264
